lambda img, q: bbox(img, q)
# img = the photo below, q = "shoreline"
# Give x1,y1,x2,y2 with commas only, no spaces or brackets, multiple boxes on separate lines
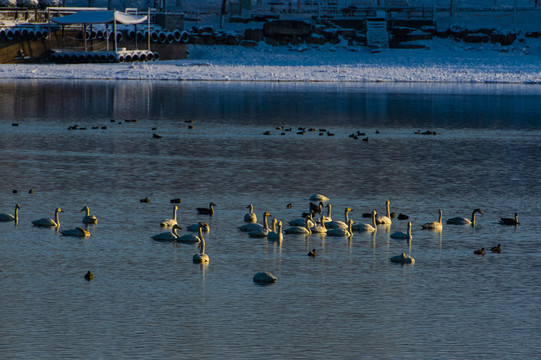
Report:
1,8,541,84
1,37,541,84
6,77,540,85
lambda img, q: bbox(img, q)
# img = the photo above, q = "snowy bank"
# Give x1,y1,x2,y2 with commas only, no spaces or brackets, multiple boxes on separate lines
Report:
2,7,541,84
1,37,540,83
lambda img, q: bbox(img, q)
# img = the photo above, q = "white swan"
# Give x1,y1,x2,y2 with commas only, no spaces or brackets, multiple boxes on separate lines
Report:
240,211,271,232
151,224,182,241
267,221,283,242
192,225,209,263
248,217,273,238
187,222,210,233
0,203,20,223
323,203,332,222
253,272,277,283
310,216,327,234
178,222,209,243
81,206,98,225
376,200,392,226
284,216,312,235
244,204,257,223
310,201,324,215
160,205,178,227
391,221,412,240
289,214,316,228
499,213,519,226
352,210,377,233
61,226,90,237
326,219,354,237
421,209,443,231
32,208,63,227
309,194,329,202
197,202,215,216
325,207,352,229
390,253,415,264
447,208,483,226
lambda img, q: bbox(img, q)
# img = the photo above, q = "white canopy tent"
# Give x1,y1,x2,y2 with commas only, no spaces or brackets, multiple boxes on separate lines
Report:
51,11,148,25
50,10,150,52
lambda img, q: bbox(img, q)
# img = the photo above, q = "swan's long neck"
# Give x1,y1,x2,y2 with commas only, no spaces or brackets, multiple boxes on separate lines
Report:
272,218,277,232
407,222,412,239
347,220,353,235
173,225,180,237
320,216,326,230
471,210,477,226
249,205,254,215
438,210,443,224
84,207,90,216
371,211,377,229
327,204,332,218
386,201,390,218
344,208,350,223
15,205,19,223
199,227,205,254
55,210,61,227
305,217,312,234
173,206,178,221
263,214,269,231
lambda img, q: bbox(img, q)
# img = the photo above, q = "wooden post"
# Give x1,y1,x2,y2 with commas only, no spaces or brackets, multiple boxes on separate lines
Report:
220,0,227,29
135,24,138,50
113,16,117,52
47,8,52,51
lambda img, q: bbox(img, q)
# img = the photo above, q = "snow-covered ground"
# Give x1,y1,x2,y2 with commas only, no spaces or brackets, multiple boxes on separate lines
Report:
1,9,540,83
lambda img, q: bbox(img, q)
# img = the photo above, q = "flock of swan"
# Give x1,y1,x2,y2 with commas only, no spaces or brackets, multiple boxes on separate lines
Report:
0,202,210,265
0,194,520,270
0,205,94,237
235,194,519,264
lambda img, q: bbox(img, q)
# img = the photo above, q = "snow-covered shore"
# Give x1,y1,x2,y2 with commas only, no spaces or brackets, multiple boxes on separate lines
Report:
2,38,540,84
1,9,541,84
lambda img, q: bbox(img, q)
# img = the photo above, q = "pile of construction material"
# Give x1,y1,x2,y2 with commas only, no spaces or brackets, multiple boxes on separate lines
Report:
49,50,159,63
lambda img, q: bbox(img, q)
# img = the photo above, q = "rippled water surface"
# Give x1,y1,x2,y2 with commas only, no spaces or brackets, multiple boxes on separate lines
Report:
0,80,540,359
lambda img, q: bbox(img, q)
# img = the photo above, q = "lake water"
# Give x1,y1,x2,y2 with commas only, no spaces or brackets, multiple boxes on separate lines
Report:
0,79,540,359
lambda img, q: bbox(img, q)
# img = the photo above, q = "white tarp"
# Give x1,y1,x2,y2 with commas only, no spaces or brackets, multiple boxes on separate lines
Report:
51,11,148,25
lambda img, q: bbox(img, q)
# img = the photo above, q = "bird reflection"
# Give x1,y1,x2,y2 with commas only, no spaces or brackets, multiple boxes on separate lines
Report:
199,262,209,275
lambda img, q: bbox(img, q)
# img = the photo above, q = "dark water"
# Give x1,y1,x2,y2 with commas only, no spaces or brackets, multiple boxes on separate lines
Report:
0,80,540,359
